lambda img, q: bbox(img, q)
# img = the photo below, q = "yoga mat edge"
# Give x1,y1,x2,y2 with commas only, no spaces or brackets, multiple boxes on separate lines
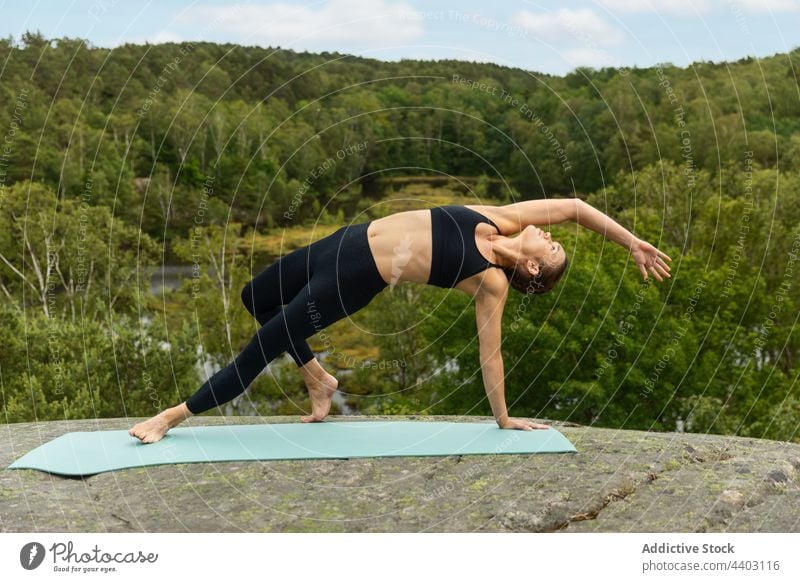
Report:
7,421,577,477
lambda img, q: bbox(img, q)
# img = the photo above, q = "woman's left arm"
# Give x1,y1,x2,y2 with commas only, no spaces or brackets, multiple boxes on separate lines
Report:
475,282,549,430
575,200,673,282
475,286,508,425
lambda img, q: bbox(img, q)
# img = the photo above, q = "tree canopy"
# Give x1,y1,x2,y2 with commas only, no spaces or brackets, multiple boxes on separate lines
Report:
1,34,798,442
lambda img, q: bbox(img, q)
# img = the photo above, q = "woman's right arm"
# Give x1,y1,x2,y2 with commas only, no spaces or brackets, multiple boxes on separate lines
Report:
491,197,672,281
489,198,580,233
574,199,639,252
574,200,673,282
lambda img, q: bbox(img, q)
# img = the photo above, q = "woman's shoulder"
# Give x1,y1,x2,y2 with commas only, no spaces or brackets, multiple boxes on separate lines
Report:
463,204,516,235
454,261,510,299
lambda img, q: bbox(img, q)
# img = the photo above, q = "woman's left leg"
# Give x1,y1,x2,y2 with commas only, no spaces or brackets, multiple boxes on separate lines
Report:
129,282,341,443
214,222,387,420
129,222,386,442
240,245,318,366
184,254,387,418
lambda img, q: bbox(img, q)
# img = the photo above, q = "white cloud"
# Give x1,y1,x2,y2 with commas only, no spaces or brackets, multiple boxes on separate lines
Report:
179,0,424,48
148,31,183,44
514,8,624,46
734,0,800,11
597,0,713,15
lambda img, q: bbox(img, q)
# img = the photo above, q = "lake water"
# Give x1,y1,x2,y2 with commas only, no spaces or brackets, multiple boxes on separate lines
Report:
147,263,278,293
147,264,274,294
147,264,195,293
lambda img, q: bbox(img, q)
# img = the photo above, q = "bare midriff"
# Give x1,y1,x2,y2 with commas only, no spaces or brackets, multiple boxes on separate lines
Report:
366,209,433,285
366,205,508,287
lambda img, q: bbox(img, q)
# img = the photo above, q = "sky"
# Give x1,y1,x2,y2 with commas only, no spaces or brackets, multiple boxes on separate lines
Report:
0,0,798,75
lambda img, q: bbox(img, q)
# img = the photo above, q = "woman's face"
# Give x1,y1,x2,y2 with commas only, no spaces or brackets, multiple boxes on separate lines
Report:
519,225,566,274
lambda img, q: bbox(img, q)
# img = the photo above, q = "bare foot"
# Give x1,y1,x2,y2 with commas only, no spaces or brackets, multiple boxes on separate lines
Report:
129,403,192,444
128,413,171,444
301,371,339,423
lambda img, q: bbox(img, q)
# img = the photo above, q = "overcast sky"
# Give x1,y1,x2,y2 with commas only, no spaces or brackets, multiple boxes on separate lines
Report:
1,0,798,74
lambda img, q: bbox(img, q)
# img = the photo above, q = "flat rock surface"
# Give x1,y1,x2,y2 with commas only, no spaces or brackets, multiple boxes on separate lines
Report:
2,415,798,532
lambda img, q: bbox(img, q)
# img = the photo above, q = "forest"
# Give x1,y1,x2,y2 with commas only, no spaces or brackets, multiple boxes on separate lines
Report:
1,31,798,442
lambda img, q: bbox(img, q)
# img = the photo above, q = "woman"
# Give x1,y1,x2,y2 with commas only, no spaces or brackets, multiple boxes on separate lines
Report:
129,198,671,443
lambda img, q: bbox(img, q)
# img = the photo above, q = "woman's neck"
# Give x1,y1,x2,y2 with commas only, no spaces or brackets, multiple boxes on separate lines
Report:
488,234,522,269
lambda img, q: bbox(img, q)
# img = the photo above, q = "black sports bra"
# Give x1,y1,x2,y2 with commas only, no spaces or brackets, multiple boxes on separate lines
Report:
428,205,504,288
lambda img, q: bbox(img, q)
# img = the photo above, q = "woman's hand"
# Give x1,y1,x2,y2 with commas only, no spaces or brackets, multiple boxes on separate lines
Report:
498,417,551,431
630,238,672,282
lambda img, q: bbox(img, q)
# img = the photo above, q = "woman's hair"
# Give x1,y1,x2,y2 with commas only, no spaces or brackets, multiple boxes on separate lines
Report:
502,253,569,296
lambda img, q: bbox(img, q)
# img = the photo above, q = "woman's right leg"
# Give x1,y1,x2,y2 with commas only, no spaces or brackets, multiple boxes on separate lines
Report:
130,246,326,443
129,224,384,442
240,247,316,366
184,270,353,416
240,247,341,411
184,219,389,419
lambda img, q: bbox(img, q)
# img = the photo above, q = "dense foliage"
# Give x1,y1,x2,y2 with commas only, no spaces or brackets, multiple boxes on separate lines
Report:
1,33,798,441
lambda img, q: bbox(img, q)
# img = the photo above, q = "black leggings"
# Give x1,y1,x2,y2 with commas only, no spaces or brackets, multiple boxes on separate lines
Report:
185,222,388,414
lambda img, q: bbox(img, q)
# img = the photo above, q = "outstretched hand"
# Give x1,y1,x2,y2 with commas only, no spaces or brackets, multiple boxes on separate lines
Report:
630,239,672,282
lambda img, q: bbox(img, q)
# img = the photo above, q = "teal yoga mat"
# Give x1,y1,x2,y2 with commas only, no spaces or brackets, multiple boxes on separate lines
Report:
7,421,577,477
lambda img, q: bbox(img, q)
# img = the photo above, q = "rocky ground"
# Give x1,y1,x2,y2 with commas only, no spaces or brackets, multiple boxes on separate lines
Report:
2,415,798,532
